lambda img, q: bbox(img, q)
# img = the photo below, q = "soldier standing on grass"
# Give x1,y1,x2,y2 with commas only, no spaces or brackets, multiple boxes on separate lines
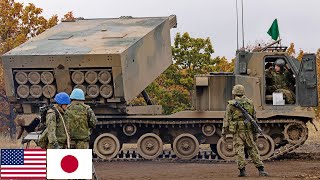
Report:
222,84,269,177
65,88,96,149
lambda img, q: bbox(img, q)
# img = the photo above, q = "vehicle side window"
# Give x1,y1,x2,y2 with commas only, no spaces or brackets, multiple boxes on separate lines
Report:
264,57,296,105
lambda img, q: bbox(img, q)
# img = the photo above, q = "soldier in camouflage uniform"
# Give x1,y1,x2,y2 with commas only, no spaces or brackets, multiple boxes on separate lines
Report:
65,88,96,149
46,92,70,149
222,85,268,177
266,58,295,104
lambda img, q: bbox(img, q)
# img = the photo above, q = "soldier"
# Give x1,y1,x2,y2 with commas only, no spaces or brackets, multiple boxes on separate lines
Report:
222,84,268,177
45,92,70,149
65,88,96,149
265,58,295,104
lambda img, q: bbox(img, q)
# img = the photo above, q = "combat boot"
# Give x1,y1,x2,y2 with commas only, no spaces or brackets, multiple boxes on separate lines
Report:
238,167,246,177
257,166,269,176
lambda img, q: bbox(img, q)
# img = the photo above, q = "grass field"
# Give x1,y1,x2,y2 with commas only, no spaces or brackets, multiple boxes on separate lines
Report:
0,133,21,148
0,132,37,149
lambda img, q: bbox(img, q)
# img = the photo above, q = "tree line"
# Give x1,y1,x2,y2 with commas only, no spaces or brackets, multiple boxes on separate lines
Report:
0,0,74,136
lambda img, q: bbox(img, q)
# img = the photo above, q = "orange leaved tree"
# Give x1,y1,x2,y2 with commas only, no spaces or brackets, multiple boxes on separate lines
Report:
0,0,58,137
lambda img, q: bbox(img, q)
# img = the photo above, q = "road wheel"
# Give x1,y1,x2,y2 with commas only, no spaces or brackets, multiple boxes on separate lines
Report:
256,134,275,160
173,133,199,159
216,135,235,161
93,133,120,160
137,133,163,159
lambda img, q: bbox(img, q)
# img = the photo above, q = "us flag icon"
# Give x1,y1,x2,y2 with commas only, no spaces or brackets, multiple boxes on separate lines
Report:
0,149,47,179
47,149,92,179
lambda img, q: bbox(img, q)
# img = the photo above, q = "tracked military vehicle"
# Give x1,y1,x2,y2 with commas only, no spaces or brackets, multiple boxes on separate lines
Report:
1,15,318,161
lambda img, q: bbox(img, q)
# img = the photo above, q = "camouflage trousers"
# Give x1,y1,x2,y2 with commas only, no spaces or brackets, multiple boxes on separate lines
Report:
233,131,264,169
70,140,89,149
47,142,66,149
275,89,295,104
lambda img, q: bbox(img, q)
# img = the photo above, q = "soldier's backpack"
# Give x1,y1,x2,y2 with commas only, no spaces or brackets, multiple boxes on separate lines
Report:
65,103,90,140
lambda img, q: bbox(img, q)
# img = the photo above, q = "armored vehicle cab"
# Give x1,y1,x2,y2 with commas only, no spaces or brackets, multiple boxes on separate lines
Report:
195,50,318,111
194,47,317,160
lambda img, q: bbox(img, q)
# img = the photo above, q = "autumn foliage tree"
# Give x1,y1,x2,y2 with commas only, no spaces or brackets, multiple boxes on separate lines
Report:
0,0,58,136
286,42,304,61
61,11,75,21
0,0,58,54
286,43,296,56
130,32,234,114
212,56,234,72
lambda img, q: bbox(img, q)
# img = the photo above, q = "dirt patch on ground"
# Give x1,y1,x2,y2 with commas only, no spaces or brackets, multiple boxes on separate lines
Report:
279,143,320,161
94,143,320,180
94,159,320,180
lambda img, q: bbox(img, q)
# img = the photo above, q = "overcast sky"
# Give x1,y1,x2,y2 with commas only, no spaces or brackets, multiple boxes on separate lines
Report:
18,0,320,59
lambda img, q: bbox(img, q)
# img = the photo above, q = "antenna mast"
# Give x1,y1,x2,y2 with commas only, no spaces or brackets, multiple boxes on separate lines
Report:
241,0,245,49
236,0,239,50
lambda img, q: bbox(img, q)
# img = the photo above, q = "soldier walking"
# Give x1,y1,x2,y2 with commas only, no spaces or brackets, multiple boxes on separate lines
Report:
65,88,96,149
222,85,269,177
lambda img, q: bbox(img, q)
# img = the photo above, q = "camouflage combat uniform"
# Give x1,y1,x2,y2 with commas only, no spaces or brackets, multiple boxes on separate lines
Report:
65,101,96,149
222,95,264,170
265,68,295,104
46,105,68,149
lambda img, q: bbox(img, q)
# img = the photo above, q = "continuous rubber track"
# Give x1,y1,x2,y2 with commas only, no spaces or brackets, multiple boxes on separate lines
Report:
93,118,308,162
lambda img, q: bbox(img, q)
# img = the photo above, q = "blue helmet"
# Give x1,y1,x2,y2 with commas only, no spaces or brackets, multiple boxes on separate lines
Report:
54,92,71,105
70,88,85,100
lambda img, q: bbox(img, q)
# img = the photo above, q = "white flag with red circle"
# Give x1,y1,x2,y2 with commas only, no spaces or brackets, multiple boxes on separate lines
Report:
47,149,92,179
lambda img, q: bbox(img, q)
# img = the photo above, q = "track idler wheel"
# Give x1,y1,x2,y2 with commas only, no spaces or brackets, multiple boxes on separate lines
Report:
217,134,235,160
123,123,137,136
173,133,199,160
137,133,163,159
93,133,120,160
256,134,275,160
202,124,216,136
284,122,308,144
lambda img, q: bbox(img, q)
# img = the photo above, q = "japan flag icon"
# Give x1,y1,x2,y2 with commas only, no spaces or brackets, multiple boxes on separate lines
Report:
47,149,92,179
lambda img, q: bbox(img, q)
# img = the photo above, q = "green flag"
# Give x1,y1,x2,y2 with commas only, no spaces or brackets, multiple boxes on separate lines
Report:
267,19,279,40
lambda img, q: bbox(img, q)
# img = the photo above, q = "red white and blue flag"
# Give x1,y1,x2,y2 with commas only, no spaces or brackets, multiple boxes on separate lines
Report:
0,149,46,179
